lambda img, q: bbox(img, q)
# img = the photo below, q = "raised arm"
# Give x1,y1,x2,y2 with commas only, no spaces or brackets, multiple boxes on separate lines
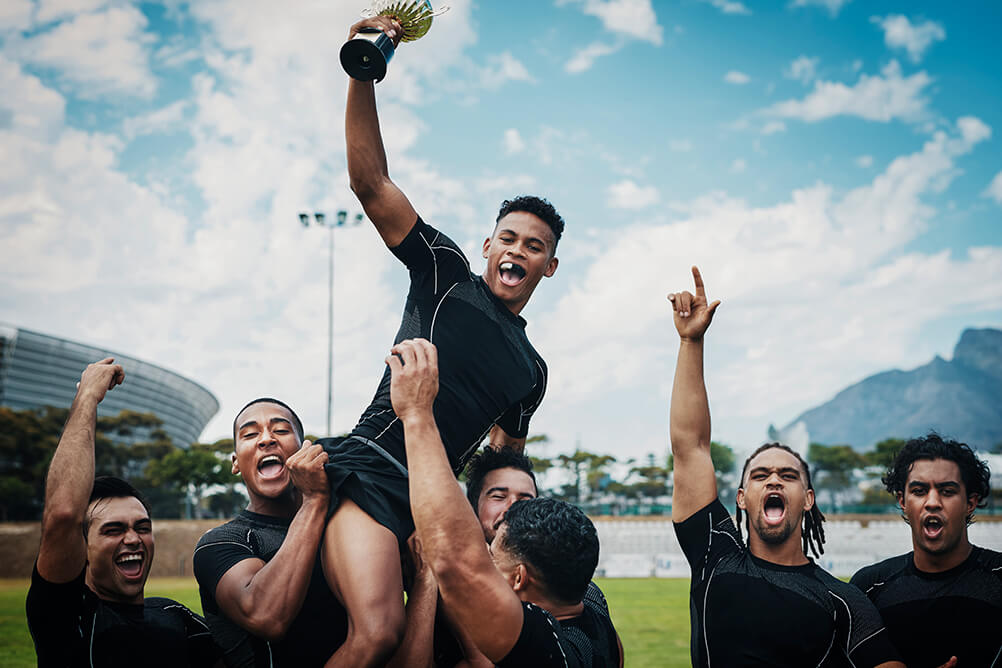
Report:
210,443,329,640
346,18,419,247
37,358,125,583
669,266,721,523
387,339,526,663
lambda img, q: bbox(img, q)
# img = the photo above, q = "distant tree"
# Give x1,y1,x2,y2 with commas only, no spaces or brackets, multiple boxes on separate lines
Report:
147,444,236,519
808,443,865,512
864,438,905,470
555,449,616,504
627,453,671,499
990,441,1002,454
860,486,896,507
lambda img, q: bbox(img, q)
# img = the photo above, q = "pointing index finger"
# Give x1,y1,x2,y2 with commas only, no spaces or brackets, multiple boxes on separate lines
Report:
692,266,706,299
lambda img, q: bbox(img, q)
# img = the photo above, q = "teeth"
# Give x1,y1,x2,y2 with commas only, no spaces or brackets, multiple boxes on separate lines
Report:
260,455,281,465
500,262,514,271
117,554,142,563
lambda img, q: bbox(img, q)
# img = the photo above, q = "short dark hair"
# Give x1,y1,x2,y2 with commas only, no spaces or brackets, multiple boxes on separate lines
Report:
882,433,991,525
496,195,565,251
465,446,537,511
500,498,598,604
84,476,151,535
232,397,304,443
735,442,827,558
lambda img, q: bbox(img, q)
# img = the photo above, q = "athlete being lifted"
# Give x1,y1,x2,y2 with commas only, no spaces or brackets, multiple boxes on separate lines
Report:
668,266,909,668
314,16,562,666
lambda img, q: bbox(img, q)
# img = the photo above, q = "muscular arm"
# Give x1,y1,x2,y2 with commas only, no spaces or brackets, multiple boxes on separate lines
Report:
389,340,525,663
212,444,329,641
345,18,418,248
387,537,438,668
37,359,124,583
668,267,720,523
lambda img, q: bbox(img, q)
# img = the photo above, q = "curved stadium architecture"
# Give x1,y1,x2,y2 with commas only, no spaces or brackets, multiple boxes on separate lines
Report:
0,324,218,448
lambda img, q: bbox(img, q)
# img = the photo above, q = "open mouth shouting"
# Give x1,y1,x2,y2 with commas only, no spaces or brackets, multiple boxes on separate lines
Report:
763,493,786,526
922,515,945,541
115,551,145,581
499,261,527,287
257,454,286,480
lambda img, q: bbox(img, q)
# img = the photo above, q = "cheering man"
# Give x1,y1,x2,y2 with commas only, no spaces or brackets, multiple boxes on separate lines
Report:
668,267,905,667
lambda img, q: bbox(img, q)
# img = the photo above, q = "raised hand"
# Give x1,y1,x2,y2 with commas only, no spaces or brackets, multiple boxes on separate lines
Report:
348,16,404,47
668,266,721,342
285,440,330,501
385,339,439,421
75,357,125,404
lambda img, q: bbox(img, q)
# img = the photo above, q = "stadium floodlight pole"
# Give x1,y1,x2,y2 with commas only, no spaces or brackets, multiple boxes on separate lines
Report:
298,209,364,436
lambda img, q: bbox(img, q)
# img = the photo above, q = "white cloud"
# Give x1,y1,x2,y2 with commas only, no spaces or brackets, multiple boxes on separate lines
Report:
983,171,1002,205
724,70,750,85
607,179,660,209
17,6,156,98
669,139,693,152
785,56,819,84
789,0,851,17
855,155,873,168
705,0,751,16
872,15,946,63
122,100,188,139
535,119,999,450
35,0,109,24
480,51,535,89
766,60,931,123
560,0,663,44
0,0,33,32
761,121,786,135
730,158,747,173
565,41,620,73
503,128,526,155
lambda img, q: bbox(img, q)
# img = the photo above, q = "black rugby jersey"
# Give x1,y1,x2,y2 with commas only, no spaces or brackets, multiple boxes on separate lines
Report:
351,217,548,474
850,546,1002,667
193,509,347,667
675,499,901,667
498,582,621,668
26,565,219,668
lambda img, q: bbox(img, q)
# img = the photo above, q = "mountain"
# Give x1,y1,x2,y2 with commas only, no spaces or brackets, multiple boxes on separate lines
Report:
783,328,1002,451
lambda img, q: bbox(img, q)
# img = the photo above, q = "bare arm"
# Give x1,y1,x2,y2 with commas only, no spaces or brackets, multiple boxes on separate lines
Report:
37,359,124,583
388,339,526,663
487,425,526,454
346,18,419,247
213,443,329,640
669,267,721,523
387,535,438,668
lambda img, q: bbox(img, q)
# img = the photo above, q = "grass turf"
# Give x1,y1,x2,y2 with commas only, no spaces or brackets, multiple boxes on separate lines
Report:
0,577,691,666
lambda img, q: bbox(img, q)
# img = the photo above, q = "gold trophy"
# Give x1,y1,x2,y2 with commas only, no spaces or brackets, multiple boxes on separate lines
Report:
340,1,449,82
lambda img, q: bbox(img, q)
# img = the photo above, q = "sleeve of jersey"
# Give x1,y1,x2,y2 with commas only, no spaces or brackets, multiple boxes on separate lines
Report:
25,564,88,665
179,606,223,667
192,529,258,603
673,498,743,578
389,217,472,297
494,359,547,439
842,585,903,667
496,602,580,668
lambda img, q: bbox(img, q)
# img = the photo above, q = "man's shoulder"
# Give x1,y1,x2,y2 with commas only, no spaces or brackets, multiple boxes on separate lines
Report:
196,515,253,548
850,553,911,591
145,597,210,626
973,544,1002,573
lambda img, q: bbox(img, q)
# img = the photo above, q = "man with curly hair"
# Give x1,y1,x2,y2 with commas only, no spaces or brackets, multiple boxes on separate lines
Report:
314,16,565,665
851,434,1002,667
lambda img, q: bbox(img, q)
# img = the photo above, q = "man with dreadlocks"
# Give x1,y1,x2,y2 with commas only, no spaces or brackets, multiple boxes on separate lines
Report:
667,266,904,667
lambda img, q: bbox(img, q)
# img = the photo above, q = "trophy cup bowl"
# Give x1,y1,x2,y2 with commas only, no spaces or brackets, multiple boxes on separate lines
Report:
340,1,448,82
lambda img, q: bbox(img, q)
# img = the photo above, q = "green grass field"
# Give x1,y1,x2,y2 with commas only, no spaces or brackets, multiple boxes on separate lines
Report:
0,577,690,666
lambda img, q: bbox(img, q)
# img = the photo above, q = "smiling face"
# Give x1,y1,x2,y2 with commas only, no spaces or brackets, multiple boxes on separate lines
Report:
84,496,153,604
232,402,303,506
900,458,975,568
477,467,537,543
737,447,814,550
482,211,558,315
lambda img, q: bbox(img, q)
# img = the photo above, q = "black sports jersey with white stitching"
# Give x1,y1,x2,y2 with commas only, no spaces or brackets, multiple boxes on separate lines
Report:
497,582,621,668
193,510,347,667
850,546,1002,667
350,217,547,474
674,498,901,667
25,565,219,668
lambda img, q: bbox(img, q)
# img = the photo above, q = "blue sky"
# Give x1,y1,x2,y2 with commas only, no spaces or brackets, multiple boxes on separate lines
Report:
2,0,1000,467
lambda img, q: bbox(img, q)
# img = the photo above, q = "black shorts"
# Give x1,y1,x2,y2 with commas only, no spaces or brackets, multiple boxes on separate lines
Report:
319,436,414,547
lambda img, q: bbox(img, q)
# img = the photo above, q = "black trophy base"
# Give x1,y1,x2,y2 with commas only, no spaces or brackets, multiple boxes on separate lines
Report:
340,28,395,82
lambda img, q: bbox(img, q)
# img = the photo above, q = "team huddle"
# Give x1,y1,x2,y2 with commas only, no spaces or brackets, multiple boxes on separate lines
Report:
24,14,1002,668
